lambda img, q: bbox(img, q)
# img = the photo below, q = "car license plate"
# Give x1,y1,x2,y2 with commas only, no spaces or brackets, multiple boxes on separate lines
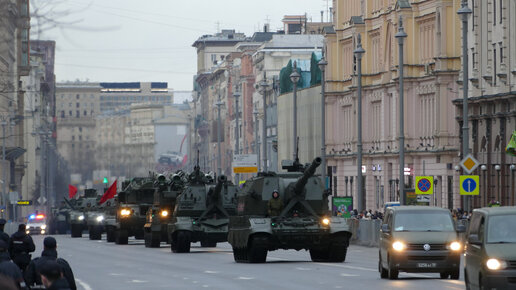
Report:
417,263,436,268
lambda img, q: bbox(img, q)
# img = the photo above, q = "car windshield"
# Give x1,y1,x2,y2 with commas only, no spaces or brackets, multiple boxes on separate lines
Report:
394,211,455,232
487,215,516,243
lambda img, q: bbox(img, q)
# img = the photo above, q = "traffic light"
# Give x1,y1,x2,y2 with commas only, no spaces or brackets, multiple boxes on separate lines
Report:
103,177,108,184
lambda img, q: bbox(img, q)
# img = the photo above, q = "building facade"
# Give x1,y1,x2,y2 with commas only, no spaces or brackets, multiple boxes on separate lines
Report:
454,0,516,207
326,0,463,211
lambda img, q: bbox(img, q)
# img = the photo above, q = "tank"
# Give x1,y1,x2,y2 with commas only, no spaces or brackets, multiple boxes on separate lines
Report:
106,177,154,245
168,166,238,253
143,172,184,248
48,200,73,235
228,157,352,263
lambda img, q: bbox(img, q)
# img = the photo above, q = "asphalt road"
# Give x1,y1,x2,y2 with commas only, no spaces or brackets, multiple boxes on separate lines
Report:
30,234,466,290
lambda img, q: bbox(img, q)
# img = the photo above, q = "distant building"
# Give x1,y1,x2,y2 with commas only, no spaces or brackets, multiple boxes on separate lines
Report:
99,82,173,113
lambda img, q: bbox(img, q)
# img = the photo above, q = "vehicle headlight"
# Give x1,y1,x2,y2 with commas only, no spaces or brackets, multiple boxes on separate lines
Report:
26,225,31,229
449,241,461,251
120,209,131,216
78,215,85,221
486,258,507,270
41,225,47,230
96,215,105,222
41,230,45,234
321,218,330,226
160,210,168,217
392,241,406,252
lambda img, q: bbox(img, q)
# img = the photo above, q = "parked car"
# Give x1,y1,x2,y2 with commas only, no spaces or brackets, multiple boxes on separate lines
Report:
379,206,465,280
464,206,516,290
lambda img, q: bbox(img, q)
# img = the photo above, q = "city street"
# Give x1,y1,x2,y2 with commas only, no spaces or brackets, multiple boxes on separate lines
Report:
32,235,466,290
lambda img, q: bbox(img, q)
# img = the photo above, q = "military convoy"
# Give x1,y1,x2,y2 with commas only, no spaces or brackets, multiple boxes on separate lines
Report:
228,157,352,263
168,166,238,253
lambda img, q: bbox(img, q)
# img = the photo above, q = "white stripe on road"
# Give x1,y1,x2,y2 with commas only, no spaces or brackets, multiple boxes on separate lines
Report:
76,279,93,290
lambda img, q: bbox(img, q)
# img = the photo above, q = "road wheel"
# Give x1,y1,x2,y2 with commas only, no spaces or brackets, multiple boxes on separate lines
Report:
149,231,161,247
176,231,191,253
71,224,82,238
387,256,398,280
247,234,268,263
450,268,460,280
89,226,101,240
115,229,128,245
440,272,449,279
135,229,145,240
379,255,388,279
200,241,217,247
233,247,248,263
106,227,115,242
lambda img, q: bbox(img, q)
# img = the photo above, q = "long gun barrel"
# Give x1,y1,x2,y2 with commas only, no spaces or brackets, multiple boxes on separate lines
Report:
63,198,76,210
293,157,322,194
208,175,227,203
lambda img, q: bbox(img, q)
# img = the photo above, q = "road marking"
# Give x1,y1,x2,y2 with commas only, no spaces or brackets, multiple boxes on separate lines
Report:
236,276,255,280
315,263,377,272
129,280,147,283
340,273,360,277
204,270,219,274
296,267,312,271
76,279,93,290
109,273,123,276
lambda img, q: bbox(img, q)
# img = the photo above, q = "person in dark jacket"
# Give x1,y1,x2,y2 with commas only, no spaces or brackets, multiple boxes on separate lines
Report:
0,219,9,244
25,237,76,290
39,260,71,290
8,224,35,273
0,239,28,289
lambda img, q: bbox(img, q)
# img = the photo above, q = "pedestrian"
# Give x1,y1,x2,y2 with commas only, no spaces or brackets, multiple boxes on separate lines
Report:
8,224,35,273
25,237,76,290
0,218,9,244
39,260,71,290
267,190,284,217
0,239,27,289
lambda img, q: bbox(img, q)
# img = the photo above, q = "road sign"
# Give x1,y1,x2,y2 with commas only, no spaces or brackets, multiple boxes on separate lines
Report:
9,191,19,204
37,196,47,205
233,154,258,173
460,154,480,174
460,175,480,195
17,200,33,206
415,176,434,195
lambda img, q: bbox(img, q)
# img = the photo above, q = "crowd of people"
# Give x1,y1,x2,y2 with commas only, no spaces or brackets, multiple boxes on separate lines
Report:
0,219,76,290
350,209,384,220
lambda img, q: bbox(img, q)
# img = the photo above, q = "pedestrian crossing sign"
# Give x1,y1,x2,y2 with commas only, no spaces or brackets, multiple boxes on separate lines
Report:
460,175,480,195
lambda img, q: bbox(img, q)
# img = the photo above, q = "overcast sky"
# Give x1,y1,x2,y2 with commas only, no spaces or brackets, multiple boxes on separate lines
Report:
30,0,331,92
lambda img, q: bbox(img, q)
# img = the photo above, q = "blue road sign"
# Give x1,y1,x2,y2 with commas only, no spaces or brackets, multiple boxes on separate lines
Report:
460,175,480,195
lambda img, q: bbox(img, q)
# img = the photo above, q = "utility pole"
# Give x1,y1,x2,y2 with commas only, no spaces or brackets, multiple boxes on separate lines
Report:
260,72,269,172
318,53,328,188
395,16,407,205
354,34,365,213
290,61,301,160
1,120,6,219
458,0,472,211
233,89,241,183
253,107,260,172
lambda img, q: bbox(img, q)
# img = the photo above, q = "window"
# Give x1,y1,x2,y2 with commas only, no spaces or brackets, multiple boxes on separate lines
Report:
494,0,496,26
76,103,80,108
499,42,503,63
79,135,82,141
72,136,75,141
84,110,87,116
472,0,475,31
500,0,502,24
69,111,72,116
419,94,436,138
472,48,476,69
493,45,497,85
76,110,80,118
60,111,65,118
419,19,435,64
76,94,80,99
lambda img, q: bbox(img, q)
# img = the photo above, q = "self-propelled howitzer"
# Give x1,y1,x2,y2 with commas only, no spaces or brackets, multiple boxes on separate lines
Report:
228,157,351,263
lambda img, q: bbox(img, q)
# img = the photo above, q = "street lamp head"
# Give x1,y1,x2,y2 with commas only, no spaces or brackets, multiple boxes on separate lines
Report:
232,91,241,99
481,164,487,171
353,34,365,59
318,58,328,71
395,16,408,44
494,164,501,171
457,0,472,21
289,61,301,84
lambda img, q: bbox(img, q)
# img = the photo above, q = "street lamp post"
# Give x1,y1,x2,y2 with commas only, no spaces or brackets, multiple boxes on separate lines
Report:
395,16,407,205
215,98,223,176
290,61,301,160
1,120,6,219
260,72,270,172
318,54,328,189
233,90,241,182
458,0,472,211
354,34,365,213
253,107,260,172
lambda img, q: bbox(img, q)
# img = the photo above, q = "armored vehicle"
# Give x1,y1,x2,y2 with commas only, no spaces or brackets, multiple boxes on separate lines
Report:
107,177,154,245
228,157,352,263
68,189,99,238
168,166,238,253
48,201,73,234
143,172,184,248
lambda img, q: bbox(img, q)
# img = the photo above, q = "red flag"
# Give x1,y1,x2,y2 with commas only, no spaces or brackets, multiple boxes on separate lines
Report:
99,180,117,205
68,185,78,199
